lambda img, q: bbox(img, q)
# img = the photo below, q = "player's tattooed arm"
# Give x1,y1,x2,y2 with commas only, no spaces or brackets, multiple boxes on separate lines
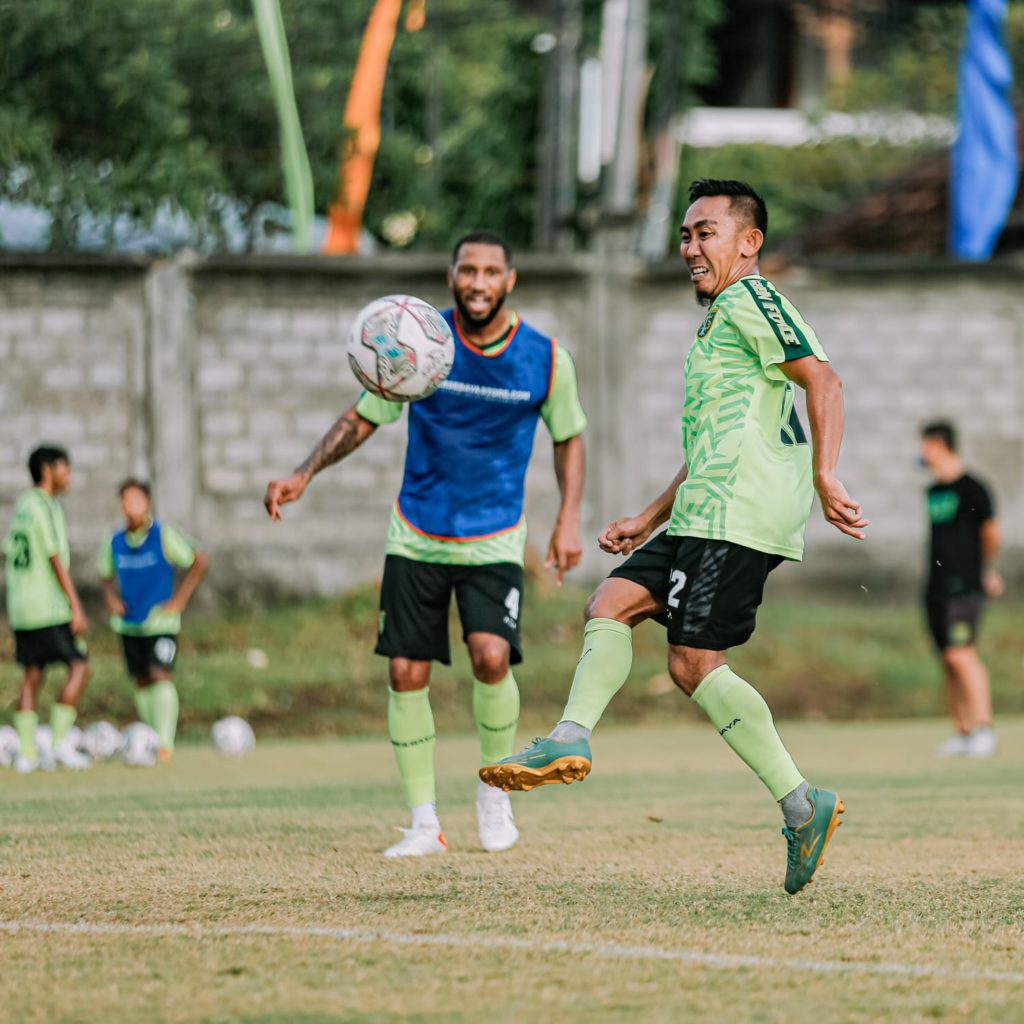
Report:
294,407,377,480
263,404,378,520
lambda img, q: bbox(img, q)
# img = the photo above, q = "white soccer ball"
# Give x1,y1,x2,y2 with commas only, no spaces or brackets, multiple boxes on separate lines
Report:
83,721,126,761
347,294,454,402
122,722,160,767
211,716,255,758
0,725,20,767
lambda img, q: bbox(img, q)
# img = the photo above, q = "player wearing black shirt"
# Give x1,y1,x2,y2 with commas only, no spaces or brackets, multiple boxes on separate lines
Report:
920,422,1003,758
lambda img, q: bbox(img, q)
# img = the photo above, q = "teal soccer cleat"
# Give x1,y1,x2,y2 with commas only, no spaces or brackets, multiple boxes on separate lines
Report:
479,736,592,792
782,786,845,894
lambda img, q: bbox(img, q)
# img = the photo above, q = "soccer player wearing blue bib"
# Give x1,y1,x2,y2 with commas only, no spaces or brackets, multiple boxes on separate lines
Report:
265,232,588,857
99,479,209,763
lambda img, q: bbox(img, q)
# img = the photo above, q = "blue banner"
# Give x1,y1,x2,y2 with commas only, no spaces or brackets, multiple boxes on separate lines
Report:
949,0,1019,260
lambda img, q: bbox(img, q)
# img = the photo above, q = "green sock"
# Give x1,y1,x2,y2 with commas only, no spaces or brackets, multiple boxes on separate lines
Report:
134,686,156,728
50,703,77,745
692,665,804,800
14,710,38,761
388,687,436,808
561,618,633,730
473,672,520,764
150,681,179,751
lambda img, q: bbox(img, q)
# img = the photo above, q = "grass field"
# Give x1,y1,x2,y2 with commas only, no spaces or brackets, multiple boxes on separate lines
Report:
2,719,1023,1023
2,589,1023,734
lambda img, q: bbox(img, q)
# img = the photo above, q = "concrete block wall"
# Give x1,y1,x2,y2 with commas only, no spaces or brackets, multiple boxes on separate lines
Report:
1,252,1022,599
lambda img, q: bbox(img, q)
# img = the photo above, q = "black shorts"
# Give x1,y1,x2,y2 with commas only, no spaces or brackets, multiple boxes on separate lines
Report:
375,555,524,665
14,624,88,668
121,634,179,679
608,532,784,650
925,595,984,651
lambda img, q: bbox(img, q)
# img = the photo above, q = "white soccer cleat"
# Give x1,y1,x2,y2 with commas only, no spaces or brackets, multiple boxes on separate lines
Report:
964,727,997,759
383,826,448,859
936,734,969,758
53,738,92,770
14,755,39,774
476,781,519,853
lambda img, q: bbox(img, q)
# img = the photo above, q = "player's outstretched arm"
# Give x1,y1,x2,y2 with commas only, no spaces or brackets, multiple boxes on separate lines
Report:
264,404,378,520
546,433,585,585
598,463,689,556
780,357,869,540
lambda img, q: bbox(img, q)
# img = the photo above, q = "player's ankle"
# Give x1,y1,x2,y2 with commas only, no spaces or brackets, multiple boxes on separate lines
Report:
548,721,591,743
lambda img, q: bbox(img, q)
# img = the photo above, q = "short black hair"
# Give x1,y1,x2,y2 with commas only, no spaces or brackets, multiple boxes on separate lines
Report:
118,477,152,499
688,179,768,238
28,445,70,484
451,231,512,267
922,420,957,452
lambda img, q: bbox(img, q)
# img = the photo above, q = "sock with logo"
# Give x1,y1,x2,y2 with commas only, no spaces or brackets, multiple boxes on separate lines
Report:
559,618,634,731
388,687,437,808
150,681,179,751
49,702,77,745
134,685,157,729
14,709,39,761
473,672,520,764
691,665,804,801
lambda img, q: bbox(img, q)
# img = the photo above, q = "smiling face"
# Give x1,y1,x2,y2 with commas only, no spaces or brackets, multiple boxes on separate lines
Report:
680,195,763,306
448,242,517,329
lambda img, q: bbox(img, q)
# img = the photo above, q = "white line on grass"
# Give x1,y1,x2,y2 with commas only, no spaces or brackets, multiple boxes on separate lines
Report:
2,920,1023,985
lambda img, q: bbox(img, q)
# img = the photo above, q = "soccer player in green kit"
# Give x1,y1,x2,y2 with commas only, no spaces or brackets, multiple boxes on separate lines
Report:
483,181,869,894
3,445,92,772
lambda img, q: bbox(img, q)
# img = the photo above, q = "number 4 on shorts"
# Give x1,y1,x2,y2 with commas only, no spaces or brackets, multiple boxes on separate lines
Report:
504,587,520,626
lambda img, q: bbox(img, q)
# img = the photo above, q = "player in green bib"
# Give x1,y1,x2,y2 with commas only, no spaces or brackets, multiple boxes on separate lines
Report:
482,180,870,894
3,446,92,772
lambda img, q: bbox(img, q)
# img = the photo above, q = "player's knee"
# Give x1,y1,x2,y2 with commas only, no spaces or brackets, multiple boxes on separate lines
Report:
667,650,712,696
469,643,509,683
389,658,430,692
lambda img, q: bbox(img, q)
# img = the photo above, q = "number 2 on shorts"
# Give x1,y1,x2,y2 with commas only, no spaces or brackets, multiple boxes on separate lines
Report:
667,569,687,608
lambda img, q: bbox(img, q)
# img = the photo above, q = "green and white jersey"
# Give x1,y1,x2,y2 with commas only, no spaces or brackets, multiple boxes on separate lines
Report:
356,334,587,567
3,488,72,630
98,522,198,636
668,276,828,561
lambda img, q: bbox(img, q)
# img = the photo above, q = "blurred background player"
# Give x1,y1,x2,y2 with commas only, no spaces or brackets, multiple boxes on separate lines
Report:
265,230,587,858
919,421,1002,758
483,180,869,895
99,479,209,762
3,445,91,772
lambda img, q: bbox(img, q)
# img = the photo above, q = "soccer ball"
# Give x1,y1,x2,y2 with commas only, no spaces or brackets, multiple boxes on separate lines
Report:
0,725,20,767
83,721,125,761
347,294,454,402
122,722,160,767
211,716,255,757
